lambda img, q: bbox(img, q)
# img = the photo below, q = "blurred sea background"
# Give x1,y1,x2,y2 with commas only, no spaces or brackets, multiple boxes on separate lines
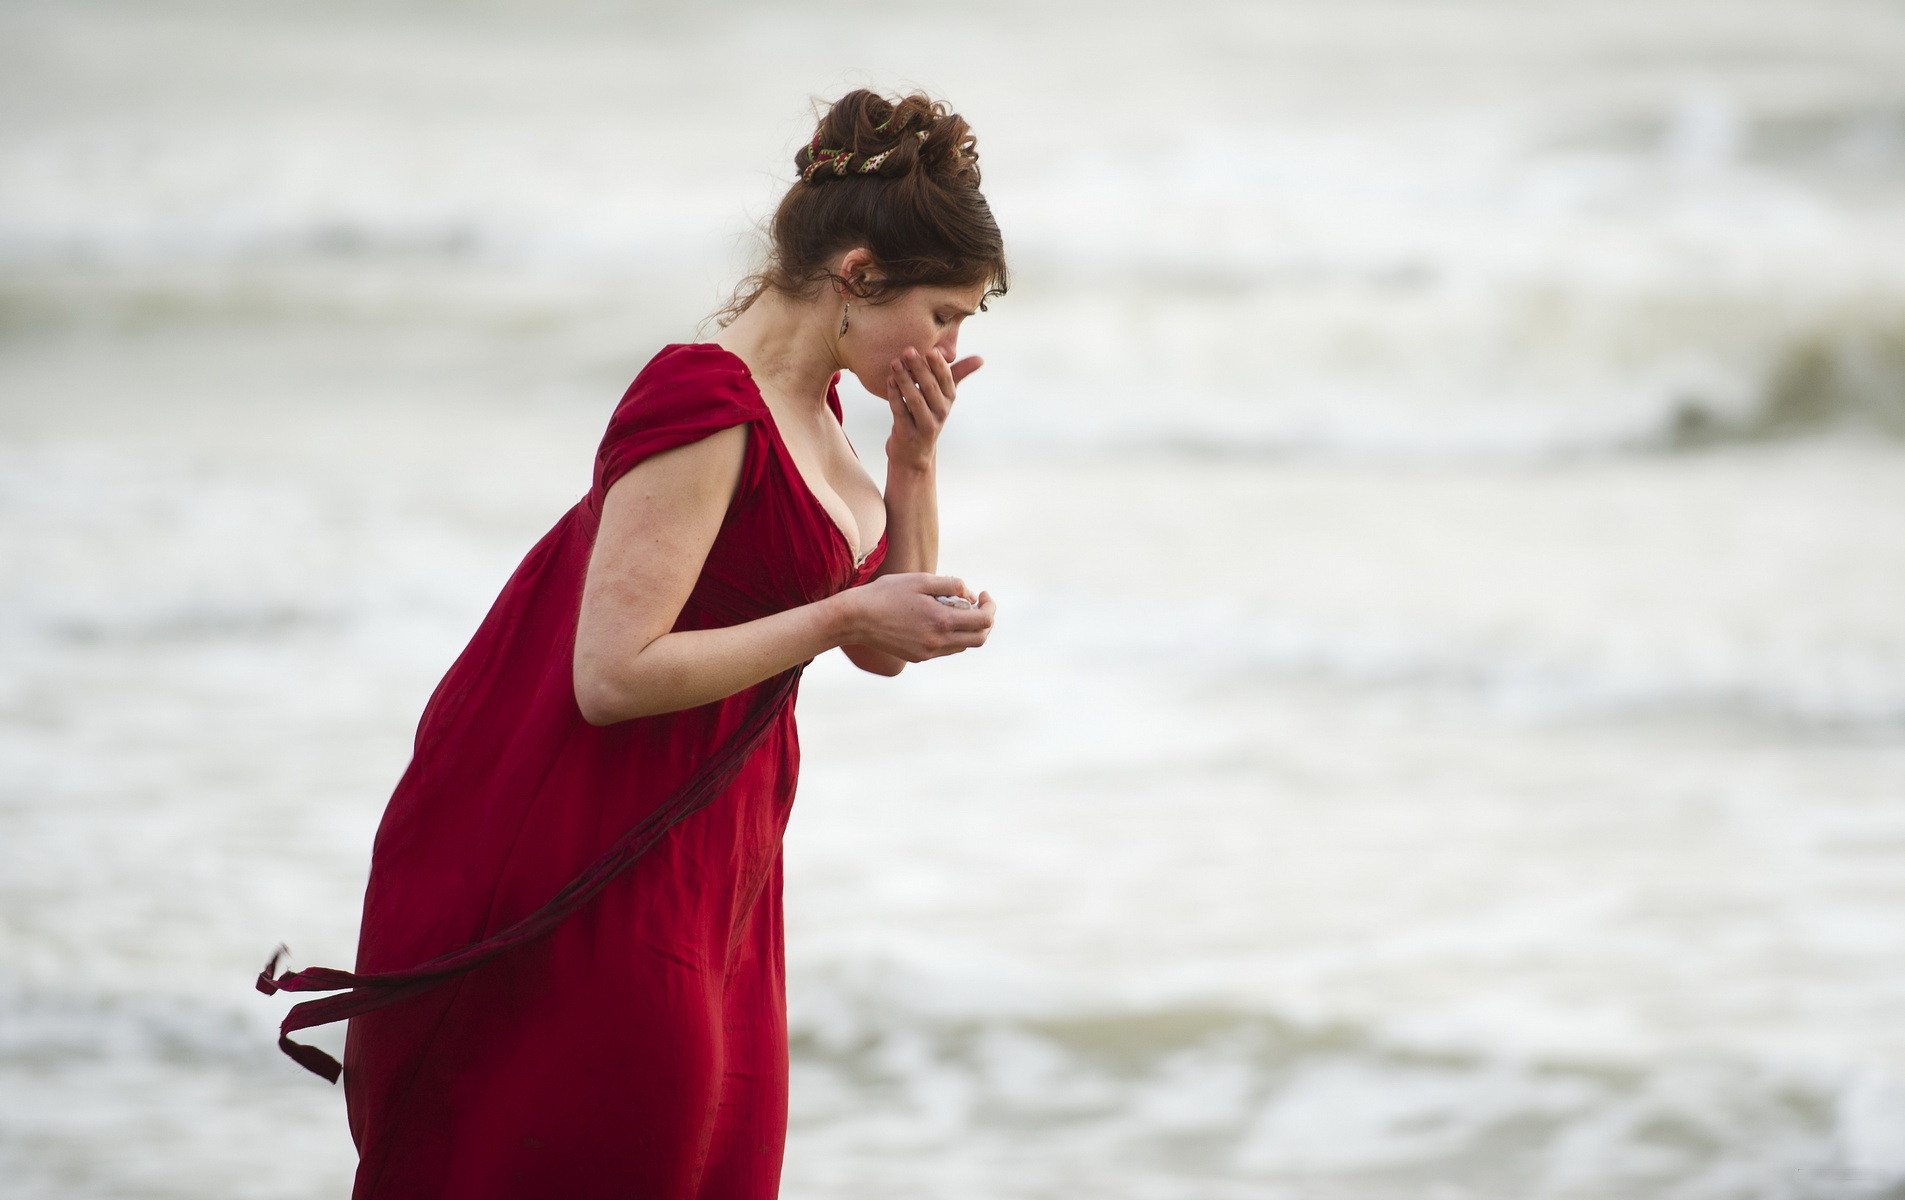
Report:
4,1,1905,1197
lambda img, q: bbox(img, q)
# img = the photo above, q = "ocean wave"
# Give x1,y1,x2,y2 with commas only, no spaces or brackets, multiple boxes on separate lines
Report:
993,592,1905,735
8,4,1905,466
777,951,1905,1199
1682,324,1905,446
4,964,1896,1200
0,981,272,1070
955,292,1905,462
1197,620,1905,732
5,444,1898,731
10,263,1903,463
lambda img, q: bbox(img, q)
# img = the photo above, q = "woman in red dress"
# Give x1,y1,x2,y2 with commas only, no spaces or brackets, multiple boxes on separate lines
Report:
257,89,1007,1198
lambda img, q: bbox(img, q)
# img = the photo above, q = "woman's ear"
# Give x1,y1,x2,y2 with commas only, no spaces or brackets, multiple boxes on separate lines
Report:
836,246,879,295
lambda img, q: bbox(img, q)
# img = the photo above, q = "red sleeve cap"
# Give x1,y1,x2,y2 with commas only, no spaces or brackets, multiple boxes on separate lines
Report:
592,344,769,499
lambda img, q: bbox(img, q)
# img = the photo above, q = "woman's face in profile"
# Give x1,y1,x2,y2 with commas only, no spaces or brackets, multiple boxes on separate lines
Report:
842,280,988,394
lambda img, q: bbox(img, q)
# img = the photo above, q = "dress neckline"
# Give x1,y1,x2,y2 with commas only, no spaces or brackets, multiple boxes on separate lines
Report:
686,343,885,571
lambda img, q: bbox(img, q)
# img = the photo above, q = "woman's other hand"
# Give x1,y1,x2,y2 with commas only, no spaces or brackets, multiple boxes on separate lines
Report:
885,347,982,470
837,572,995,663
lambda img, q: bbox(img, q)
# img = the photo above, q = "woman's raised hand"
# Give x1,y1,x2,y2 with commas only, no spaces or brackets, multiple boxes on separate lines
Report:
885,347,983,470
837,572,996,662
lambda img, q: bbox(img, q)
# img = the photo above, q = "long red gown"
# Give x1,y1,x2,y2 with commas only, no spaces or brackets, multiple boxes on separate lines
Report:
331,343,886,1199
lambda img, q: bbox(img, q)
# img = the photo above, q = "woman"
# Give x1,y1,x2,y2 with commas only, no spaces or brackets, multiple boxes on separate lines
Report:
258,89,1006,1198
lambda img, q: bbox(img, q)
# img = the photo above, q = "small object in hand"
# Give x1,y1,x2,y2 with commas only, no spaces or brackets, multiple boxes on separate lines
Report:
933,595,975,609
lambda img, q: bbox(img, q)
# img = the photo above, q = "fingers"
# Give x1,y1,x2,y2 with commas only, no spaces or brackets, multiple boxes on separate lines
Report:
894,348,951,425
885,366,920,429
889,348,981,458
934,607,993,654
873,574,994,659
932,632,988,656
929,588,993,640
952,590,995,633
936,603,991,629
894,362,934,426
911,573,970,599
925,346,957,398
921,619,990,658
900,355,940,425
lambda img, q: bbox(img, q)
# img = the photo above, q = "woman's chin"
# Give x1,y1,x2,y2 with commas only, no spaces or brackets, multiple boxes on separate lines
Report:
843,367,887,400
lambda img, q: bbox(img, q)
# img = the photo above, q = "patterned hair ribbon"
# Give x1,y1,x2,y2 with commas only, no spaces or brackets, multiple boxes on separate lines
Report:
801,131,853,182
803,127,931,182
860,129,930,174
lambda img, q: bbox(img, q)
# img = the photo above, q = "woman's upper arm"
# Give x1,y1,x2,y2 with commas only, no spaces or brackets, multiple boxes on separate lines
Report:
572,424,749,720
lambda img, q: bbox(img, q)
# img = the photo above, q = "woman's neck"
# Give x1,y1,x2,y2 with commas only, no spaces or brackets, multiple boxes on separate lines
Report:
711,291,840,413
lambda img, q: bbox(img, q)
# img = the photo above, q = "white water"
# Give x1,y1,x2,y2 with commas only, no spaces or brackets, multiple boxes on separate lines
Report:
3,2,1904,1197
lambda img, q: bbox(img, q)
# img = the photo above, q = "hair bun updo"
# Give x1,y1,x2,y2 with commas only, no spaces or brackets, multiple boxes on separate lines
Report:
714,88,1007,326
793,90,981,187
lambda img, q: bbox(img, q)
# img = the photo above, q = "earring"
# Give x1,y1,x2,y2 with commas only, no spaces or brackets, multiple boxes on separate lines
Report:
838,302,850,338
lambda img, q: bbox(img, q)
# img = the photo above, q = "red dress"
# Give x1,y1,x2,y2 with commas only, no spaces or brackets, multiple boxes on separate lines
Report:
306,344,884,1199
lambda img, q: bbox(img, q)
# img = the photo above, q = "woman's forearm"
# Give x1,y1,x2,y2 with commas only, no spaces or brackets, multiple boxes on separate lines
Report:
577,591,856,724
877,459,938,576
842,460,938,675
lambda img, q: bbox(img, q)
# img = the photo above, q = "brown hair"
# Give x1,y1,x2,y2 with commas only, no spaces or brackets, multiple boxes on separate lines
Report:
713,89,1009,326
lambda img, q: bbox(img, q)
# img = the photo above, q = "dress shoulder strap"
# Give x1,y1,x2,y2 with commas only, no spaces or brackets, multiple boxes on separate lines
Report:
592,344,769,500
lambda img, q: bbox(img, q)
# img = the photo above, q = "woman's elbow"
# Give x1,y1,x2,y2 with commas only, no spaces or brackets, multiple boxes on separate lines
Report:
578,661,690,723
574,660,649,726
843,645,905,677
575,675,625,726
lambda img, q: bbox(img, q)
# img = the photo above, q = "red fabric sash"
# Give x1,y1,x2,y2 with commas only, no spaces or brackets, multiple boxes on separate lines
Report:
257,665,804,1083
